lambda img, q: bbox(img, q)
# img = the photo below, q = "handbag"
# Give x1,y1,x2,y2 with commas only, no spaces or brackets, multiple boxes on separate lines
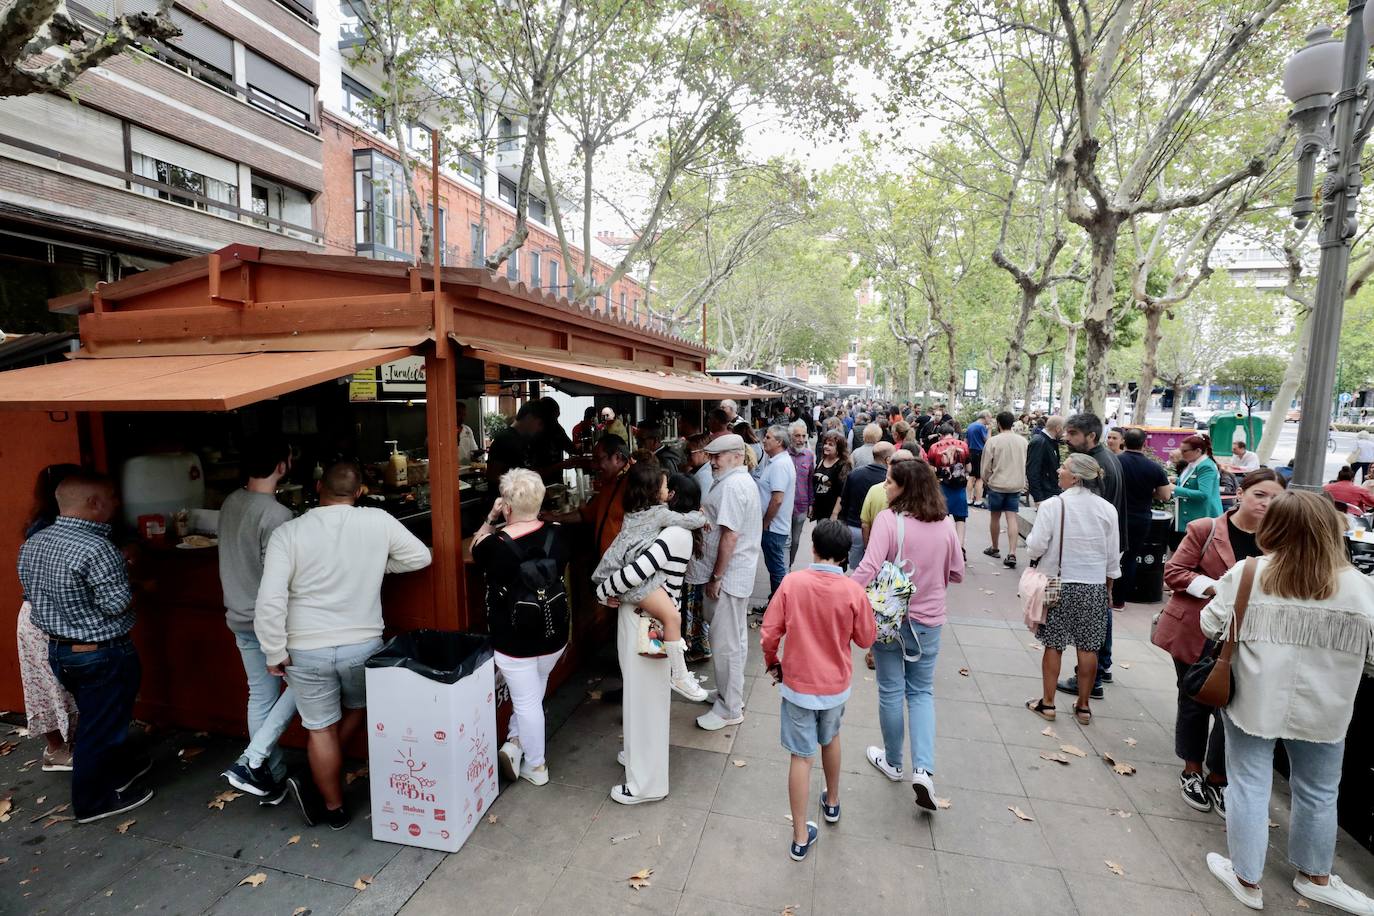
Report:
634,611,666,657
865,512,915,645
1042,499,1066,609
1182,557,1257,706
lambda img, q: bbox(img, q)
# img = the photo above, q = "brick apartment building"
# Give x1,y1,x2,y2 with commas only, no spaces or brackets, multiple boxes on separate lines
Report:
0,0,643,334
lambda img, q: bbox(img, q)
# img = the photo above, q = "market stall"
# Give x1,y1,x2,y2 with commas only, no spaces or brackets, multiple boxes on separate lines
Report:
0,245,774,735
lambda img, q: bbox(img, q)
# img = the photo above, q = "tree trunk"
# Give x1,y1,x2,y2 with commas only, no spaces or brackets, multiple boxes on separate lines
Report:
1132,303,1164,424
1080,230,1119,416
1058,324,1078,415
1022,354,1041,416
999,286,1036,406
1256,310,1312,465
921,356,933,410
1170,383,1185,427
907,341,919,402
945,328,958,409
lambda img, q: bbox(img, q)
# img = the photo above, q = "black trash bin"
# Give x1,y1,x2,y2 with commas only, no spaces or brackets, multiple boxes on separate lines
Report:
1121,510,1172,604
365,630,496,853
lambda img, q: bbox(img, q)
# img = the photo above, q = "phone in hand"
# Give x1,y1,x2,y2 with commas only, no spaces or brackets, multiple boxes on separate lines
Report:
767,663,783,685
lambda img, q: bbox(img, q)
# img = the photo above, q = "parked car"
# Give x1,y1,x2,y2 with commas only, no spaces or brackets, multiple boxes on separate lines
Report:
1179,410,1196,428
1287,408,1301,422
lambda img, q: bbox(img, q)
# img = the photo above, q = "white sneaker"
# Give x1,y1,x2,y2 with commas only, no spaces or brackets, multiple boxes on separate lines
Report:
498,741,523,782
518,762,549,787
911,768,937,811
671,671,710,702
696,711,744,731
865,746,901,782
1207,853,1263,910
617,750,627,767
1294,874,1374,915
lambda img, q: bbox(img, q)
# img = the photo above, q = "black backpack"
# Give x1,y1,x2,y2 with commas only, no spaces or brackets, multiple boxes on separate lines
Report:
496,528,568,643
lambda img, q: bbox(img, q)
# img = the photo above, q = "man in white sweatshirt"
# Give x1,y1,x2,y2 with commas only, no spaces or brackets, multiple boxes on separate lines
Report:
254,461,431,829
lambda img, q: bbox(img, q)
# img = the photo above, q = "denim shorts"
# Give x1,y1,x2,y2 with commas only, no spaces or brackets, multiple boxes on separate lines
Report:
986,489,1022,513
779,697,845,758
284,637,383,730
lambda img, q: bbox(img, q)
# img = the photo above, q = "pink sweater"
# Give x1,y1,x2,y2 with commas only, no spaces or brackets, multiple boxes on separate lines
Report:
761,568,877,696
851,509,964,627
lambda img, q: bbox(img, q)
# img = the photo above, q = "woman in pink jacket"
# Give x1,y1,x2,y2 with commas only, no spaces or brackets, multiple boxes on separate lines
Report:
851,458,964,810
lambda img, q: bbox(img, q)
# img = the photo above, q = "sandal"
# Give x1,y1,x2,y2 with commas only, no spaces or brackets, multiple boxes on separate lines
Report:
1074,706,1092,726
1025,698,1056,721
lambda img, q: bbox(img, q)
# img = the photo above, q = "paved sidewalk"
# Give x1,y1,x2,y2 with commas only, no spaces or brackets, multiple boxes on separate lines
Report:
3,514,1372,915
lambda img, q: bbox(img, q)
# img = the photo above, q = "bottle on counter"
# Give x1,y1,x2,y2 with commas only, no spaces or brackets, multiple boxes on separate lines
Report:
384,440,408,488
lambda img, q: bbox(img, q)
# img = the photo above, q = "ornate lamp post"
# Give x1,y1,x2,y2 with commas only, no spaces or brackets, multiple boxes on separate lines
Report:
1284,4,1374,489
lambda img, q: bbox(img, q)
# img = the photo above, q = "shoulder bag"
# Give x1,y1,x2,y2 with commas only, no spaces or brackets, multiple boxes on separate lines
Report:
1182,557,1256,707
1021,497,1065,616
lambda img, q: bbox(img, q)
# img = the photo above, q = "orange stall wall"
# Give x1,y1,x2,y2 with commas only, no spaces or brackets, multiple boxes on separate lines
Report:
0,412,84,712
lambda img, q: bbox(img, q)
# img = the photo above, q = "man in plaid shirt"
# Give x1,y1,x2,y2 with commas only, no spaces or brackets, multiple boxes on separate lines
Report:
787,421,815,567
18,472,152,823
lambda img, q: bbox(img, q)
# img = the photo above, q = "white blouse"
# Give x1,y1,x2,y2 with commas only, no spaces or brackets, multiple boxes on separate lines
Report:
1026,486,1121,584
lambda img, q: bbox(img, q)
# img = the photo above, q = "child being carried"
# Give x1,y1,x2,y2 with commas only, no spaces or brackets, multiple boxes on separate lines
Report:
593,462,709,701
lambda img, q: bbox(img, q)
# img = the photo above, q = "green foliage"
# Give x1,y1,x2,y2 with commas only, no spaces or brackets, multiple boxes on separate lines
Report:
1214,355,1286,414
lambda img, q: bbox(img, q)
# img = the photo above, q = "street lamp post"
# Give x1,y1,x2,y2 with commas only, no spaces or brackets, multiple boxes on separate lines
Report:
1284,4,1374,490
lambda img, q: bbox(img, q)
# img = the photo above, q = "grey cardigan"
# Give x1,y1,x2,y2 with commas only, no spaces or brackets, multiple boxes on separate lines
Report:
592,504,705,604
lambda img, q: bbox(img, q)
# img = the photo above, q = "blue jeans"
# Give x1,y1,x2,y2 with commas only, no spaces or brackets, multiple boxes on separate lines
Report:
761,530,789,597
1223,712,1344,884
872,619,941,773
233,630,297,780
847,524,865,571
48,638,142,817
1095,602,1113,686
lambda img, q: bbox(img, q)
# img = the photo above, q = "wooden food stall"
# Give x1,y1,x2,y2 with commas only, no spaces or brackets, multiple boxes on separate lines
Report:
0,245,774,736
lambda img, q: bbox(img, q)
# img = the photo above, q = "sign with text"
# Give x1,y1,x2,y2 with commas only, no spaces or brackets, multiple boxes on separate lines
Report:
380,356,427,396
962,368,979,398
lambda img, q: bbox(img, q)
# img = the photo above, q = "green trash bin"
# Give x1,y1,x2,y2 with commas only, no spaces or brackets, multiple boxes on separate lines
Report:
1208,412,1263,450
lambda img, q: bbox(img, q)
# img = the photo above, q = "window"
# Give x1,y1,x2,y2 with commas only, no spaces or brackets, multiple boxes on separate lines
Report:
506,249,519,281
250,175,313,239
272,0,316,25
498,176,517,207
339,0,368,46
343,76,386,132
604,286,612,315
529,251,541,287
134,154,238,218
620,291,626,318
428,205,446,264
499,115,517,152
547,258,559,293
632,297,639,319
470,223,484,266
246,51,315,127
529,194,547,224
408,123,431,154
165,9,233,81
455,151,482,186
354,149,411,261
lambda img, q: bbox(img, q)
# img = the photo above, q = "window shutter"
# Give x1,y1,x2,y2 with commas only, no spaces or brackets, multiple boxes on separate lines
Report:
246,51,316,119
169,9,233,73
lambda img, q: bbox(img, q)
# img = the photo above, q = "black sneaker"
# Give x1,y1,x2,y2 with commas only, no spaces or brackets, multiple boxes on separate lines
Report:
285,775,321,827
76,787,155,824
1056,676,1104,700
222,762,276,798
1100,671,1114,684
260,777,290,807
324,804,350,831
1205,782,1227,818
1180,772,1212,812
116,757,153,794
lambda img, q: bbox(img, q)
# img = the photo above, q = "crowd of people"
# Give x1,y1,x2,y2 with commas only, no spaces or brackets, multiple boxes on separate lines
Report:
11,391,1374,908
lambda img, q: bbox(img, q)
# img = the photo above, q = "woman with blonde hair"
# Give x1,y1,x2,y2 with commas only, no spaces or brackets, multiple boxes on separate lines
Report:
1202,491,1374,914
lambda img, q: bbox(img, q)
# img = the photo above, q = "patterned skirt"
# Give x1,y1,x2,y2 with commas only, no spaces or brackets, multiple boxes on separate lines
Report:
681,584,711,658
1035,582,1109,652
16,601,76,739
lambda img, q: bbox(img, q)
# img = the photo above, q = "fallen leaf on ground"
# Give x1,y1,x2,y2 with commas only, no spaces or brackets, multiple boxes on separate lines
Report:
1123,737,1138,747
311,841,320,848
627,866,653,890
292,909,311,915
0,857,8,865
610,831,640,845
586,689,603,701
1041,726,1058,738
0,741,16,756
782,906,798,916
6,727,28,737
934,797,952,810
1008,806,1035,822
1269,820,1280,829
207,791,244,810
29,803,68,823
784,814,792,822
0,797,11,822
353,876,373,891
344,766,369,786
178,746,204,761
958,667,970,677
1105,860,1124,876
1040,752,1071,765
1296,899,1310,909
1119,662,1132,669
114,819,135,834
1059,744,1087,758
238,873,267,888
44,815,73,827
1108,808,1132,818
1102,753,1137,776
731,759,747,767
1027,642,1042,650
287,834,301,845
486,815,498,825
34,796,45,806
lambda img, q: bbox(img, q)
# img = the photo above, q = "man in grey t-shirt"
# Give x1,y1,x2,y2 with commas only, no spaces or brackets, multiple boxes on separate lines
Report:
218,439,296,802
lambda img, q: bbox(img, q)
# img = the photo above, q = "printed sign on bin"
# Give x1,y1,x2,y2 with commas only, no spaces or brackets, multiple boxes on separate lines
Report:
366,632,497,854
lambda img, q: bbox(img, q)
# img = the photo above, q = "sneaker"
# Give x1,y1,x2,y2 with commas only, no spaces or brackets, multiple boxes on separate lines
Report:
222,761,276,798
819,790,840,824
982,546,1001,558
498,741,523,782
911,769,937,811
519,762,549,787
610,783,664,806
696,711,743,731
1207,852,1263,910
285,775,320,828
1206,782,1227,819
789,821,820,861
76,787,154,824
671,671,710,702
1056,676,1104,700
1003,554,1018,568
1180,772,1212,812
41,746,73,772
116,757,153,794
1293,873,1374,915
259,779,290,807
1099,670,1114,684
1110,601,1126,611
865,746,902,782
324,804,350,831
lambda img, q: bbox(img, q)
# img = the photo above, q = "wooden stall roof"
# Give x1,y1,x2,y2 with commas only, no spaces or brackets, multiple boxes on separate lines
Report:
462,340,781,400
0,348,414,412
